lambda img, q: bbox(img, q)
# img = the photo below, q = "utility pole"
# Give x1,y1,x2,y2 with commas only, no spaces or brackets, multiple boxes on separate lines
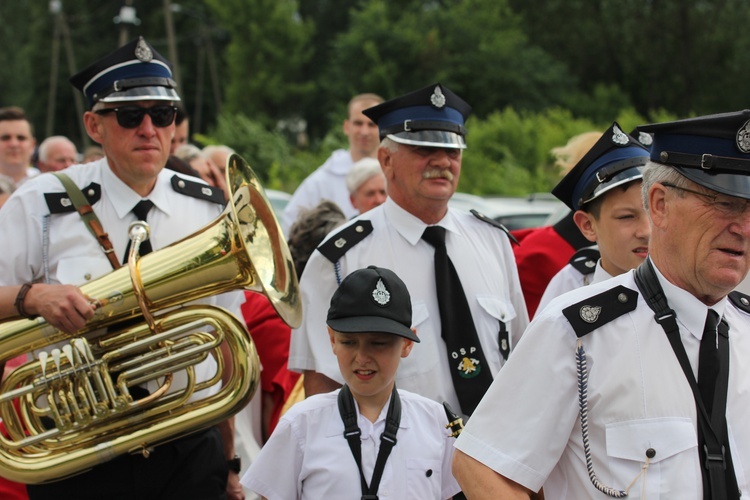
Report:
114,0,140,47
46,0,88,147
46,1,63,139
163,0,181,90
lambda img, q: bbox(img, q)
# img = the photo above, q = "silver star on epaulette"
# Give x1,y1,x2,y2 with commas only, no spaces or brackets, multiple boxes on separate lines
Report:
579,305,601,323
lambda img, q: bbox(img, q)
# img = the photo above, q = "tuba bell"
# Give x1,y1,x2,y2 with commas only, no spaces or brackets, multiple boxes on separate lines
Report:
0,154,301,484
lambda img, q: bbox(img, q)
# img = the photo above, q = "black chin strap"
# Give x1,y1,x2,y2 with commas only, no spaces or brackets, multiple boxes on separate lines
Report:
337,385,401,500
634,260,738,500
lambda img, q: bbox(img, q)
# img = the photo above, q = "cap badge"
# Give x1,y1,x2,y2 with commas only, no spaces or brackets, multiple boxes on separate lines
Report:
372,278,391,305
611,124,629,146
638,132,653,146
736,119,750,153
579,305,602,324
430,86,446,109
134,37,153,62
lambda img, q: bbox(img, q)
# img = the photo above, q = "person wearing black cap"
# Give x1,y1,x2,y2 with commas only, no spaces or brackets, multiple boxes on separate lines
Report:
536,122,650,314
242,266,460,499
453,111,750,499
288,83,528,420
0,37,242,499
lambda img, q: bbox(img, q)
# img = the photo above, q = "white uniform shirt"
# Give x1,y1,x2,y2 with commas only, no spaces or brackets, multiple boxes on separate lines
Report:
537,259,613,316
0,159,243,396
288,198,529,417
455,265,750,499
281,149,358,234
241,389,461,500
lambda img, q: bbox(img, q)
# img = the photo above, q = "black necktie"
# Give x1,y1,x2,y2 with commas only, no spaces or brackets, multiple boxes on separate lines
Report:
698,309,720,416
123,200,154,263
422,226,494,416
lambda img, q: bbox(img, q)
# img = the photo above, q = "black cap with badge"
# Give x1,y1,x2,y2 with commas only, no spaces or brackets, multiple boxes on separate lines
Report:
327,266,419,342
639,109,750,200
362,83,472,149
70,36,180,108
552,122,649,211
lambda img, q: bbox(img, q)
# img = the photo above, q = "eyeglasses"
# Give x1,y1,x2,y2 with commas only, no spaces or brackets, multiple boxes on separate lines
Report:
95,105,177,129
662,182,750,217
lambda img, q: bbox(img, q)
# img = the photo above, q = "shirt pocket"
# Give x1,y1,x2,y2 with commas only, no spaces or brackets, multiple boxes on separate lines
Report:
605,418,700,499
476,295,517,366
397,300,434,379
405,458,442,499
55,256,112,286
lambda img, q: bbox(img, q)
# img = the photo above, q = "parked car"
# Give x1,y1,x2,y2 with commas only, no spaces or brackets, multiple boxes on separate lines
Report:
264,188,292,220
448,192,566,230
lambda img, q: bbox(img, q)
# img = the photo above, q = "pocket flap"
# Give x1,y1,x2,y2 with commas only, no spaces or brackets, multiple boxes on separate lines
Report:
477,295,516,323
412,300,429,328
606,418,696,463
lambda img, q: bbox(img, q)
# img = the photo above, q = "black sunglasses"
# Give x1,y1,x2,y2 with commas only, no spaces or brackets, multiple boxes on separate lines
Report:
95,105,177,129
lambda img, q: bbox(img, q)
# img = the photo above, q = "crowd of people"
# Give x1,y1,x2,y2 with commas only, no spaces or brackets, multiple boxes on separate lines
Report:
1,34,750,500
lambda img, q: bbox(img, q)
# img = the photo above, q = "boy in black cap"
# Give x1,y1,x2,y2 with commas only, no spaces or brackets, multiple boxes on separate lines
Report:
243,266,461,499
536,122,650,314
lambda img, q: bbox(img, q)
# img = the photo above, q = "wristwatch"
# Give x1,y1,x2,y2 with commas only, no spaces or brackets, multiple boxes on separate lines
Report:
227,454,241,474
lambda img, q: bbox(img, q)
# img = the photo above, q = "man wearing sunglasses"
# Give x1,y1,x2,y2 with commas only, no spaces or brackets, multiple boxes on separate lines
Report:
0,37,244,500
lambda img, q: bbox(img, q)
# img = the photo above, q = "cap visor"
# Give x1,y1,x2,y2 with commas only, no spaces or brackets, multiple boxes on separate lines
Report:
580,166,644,206
388,130,466,149
327,316,419,342
98,86,181,103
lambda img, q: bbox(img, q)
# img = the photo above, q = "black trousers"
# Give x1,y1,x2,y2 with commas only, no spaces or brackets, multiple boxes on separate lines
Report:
27,427,228,500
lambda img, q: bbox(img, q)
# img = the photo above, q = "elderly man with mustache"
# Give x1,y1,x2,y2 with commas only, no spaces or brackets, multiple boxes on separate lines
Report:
288,83,529,425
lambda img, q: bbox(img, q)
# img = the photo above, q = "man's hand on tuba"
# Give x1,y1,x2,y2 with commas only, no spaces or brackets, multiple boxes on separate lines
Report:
14,284,95,333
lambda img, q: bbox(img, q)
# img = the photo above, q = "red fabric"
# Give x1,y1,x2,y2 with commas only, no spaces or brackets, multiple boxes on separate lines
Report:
512,225,576,318
240,292,301,435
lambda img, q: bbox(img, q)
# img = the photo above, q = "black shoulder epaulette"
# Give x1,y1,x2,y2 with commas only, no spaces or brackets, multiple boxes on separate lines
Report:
470,209,519,246
317,220,373,263
562,285,638,338
170,175,224,204
569,247,600,276
728,290,750,314
45,183,102,214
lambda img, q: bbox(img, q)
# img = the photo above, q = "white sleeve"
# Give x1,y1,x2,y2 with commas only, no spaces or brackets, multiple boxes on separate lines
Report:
287,249,344,382
240,415,304,500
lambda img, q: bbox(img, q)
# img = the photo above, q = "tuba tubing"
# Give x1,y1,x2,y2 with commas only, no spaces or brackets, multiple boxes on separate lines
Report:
0,154,300,483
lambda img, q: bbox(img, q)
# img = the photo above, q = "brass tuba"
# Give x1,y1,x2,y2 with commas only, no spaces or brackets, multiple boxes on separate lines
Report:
0,154,301,484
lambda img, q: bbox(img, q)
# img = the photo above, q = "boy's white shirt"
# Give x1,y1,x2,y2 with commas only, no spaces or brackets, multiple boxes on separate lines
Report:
241,388,461,500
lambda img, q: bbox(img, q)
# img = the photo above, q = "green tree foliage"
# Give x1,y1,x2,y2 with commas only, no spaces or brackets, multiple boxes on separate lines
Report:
322,0,575,121
205,0,315,129
510,0,750,117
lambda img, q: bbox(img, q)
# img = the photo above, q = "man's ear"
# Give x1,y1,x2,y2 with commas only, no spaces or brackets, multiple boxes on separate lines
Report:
379,147,393,181
83,111,104,144
648,183,669,229
573,210,598,243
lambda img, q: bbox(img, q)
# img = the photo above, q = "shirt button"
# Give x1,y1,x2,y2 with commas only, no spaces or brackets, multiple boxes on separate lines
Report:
84,273,92,281
646,448,656,459
425,469,433,477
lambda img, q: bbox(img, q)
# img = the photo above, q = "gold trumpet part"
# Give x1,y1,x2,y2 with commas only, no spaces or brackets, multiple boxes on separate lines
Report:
0,154,300,484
